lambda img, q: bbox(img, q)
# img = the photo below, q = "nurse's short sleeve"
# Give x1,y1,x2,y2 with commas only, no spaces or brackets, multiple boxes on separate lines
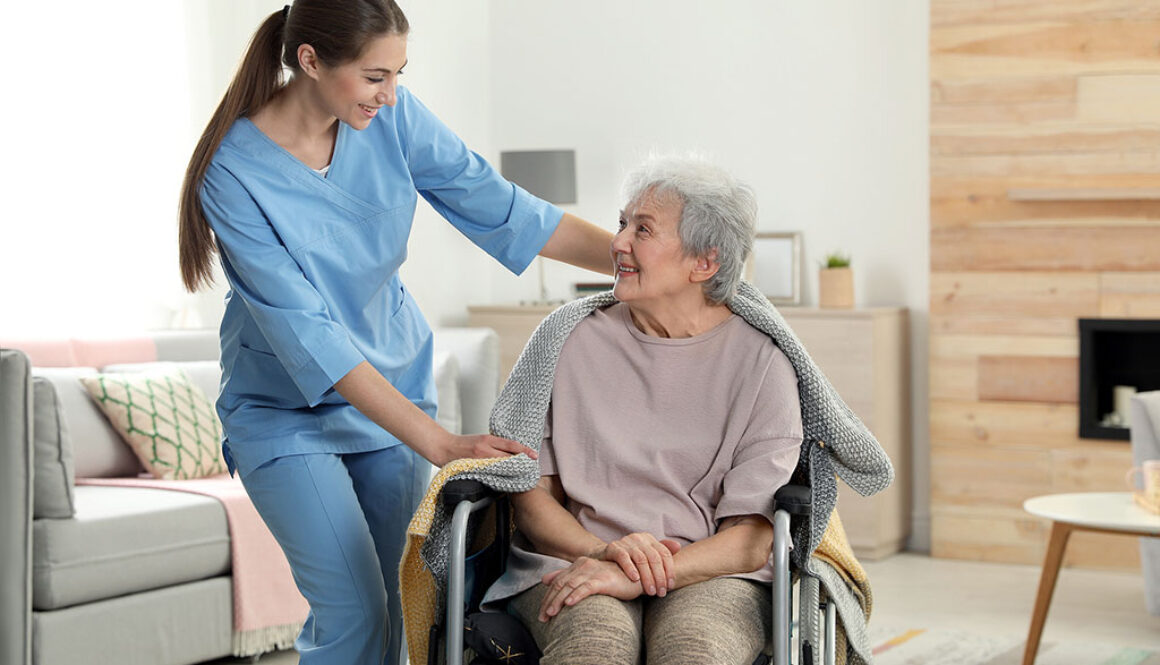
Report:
201,162,365,406
394,87,562,276
715,349,804,526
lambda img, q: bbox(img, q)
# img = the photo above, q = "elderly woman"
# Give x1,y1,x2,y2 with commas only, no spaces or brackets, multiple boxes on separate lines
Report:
481,156,802,665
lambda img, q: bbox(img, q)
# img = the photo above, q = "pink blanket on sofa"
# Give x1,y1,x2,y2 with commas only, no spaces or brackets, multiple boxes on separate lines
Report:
77,474,308,657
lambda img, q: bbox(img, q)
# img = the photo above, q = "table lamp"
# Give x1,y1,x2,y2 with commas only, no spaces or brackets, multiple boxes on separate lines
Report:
499,149,577,304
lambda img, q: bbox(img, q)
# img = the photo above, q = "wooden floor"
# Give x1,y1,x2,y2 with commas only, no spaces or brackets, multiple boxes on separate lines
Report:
207,552,1159,664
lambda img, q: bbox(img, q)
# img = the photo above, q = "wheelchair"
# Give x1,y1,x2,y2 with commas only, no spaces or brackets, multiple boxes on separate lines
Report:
429,478,840,665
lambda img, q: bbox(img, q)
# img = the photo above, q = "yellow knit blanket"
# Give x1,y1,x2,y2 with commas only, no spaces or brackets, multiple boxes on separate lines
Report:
401,458,509,665
400,460,870,665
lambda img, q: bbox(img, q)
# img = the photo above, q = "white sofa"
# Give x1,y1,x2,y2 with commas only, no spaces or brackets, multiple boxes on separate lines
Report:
1,327,499,665
1129,391,1160,616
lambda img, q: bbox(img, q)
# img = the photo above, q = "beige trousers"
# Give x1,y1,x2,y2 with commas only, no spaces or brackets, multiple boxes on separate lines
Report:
508,577,771,665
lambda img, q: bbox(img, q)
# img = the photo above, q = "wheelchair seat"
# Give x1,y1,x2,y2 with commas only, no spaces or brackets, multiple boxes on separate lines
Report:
426,478,857,665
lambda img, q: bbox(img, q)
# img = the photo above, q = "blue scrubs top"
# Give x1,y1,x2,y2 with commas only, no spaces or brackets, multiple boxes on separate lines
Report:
200,85,562,477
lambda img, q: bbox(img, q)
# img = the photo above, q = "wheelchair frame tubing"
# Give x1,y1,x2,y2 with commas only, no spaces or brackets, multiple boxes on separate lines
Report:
445,496,495,665
824,601,837,665
772,508,793,665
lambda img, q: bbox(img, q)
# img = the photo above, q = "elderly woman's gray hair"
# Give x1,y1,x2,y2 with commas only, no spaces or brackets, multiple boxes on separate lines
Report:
622,155,757,303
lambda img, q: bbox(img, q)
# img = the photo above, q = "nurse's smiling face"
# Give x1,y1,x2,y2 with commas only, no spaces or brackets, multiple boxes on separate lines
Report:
308,32,408,130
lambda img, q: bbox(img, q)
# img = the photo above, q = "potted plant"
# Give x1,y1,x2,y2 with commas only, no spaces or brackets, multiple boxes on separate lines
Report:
819,251,853,308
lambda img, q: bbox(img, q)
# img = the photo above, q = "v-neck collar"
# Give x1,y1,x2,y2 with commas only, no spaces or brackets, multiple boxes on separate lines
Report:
234,117,384,218
239,116,348,181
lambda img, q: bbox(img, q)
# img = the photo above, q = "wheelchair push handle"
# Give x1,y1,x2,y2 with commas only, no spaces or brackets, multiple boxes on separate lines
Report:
774,484,812,516
443,478,497,506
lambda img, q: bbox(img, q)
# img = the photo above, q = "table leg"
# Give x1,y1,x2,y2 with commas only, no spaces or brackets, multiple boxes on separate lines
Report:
1022,521,1072,665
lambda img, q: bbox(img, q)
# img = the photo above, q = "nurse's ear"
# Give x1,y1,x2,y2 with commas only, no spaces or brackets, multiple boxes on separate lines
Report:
297,44,323,80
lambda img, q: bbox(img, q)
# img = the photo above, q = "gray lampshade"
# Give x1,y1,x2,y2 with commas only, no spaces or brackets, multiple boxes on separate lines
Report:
500,150,577,204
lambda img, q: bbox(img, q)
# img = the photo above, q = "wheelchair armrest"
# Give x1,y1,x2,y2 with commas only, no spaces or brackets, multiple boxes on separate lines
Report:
774,484,812,516
443,478,498,506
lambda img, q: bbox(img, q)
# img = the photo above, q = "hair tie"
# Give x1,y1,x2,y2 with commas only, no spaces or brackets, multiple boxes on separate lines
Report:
282,4,290,21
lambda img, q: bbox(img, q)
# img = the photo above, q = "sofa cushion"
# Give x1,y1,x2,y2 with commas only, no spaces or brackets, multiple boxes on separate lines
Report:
32,377,76,518
80,369,226,480
34,367,143,478
32,485,231,610
103,360,223,408
152,329,221,363
432,328,499,435
433,350,462,436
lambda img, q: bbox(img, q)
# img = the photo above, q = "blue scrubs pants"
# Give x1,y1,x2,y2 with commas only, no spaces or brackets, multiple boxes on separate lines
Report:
240,445,430,665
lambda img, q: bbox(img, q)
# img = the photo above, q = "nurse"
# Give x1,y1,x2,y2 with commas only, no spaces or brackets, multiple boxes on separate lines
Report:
176,2,611,664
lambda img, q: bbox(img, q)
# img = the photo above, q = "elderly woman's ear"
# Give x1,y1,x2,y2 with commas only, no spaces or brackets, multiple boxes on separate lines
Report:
690,249,721,284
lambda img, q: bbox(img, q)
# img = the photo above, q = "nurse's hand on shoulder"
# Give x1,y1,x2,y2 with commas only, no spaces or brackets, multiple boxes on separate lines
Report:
428,432,539,467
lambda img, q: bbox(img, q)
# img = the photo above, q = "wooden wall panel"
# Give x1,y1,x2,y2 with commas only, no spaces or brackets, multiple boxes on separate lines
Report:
931,444,1053,509
1050,443,1136,492
931,0,1159,571
931,272,1100,317
933,22,1160,62
930,314,1079,337
932,226,1160,271
930,400,1081,449
932,197,1160,229
1063,531,1142,569
932,101,1078,127
931,507,1046,564
1077,74,1160,122
933,175,1160,231
932,126,1160,157
977,356,1077,403
932,152,1160,179
932,76,1076,105
930,357,978,401
933,2,1160,28
1099,272,1160,316
930,334,1076,358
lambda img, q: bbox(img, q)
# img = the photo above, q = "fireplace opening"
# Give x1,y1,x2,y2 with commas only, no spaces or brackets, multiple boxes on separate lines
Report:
1078,318,1160,440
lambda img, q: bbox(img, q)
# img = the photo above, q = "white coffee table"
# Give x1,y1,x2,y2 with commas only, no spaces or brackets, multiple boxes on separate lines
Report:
1021,492,1160,665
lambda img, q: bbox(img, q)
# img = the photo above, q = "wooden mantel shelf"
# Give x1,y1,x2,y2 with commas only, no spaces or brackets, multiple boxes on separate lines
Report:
1006,187,1160,202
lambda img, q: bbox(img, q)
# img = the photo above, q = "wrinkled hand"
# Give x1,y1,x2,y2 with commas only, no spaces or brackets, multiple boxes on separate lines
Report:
597,533,681,597
538,558,642,622
429,432,538,467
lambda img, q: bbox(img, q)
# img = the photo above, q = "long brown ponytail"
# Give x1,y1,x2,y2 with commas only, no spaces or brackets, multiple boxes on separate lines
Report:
178,0,409,293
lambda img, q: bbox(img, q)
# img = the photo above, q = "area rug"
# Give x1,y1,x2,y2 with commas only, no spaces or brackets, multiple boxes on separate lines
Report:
870,626,1159,665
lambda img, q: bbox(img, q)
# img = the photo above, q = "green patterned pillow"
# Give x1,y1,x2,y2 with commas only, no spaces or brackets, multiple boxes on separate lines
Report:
80,369,226,480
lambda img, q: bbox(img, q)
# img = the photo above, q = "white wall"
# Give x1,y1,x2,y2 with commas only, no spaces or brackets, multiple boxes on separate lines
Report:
4,2,194,335
1,1,931,548
394,0,504,326
485,1,931,549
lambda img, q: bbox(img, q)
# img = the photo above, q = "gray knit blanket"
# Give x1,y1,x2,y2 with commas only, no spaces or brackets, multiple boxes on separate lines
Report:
420,281,894,663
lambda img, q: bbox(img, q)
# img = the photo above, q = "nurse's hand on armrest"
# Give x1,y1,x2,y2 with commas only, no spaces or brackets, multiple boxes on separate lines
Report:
334,361,537,467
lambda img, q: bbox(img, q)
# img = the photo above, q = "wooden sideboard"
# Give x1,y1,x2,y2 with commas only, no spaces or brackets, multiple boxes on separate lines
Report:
779,307,911,559
467,303,911,559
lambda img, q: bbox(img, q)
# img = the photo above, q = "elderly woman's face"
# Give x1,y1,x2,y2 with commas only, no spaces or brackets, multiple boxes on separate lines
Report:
611,193,700,306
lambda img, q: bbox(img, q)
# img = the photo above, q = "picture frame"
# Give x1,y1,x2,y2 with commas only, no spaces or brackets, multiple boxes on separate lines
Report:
748,231,801,305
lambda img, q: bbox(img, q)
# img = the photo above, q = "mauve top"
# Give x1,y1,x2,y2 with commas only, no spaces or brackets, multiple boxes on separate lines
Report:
483,302,803,606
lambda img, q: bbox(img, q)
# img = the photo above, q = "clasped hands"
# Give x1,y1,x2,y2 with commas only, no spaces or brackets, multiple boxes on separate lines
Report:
537,532,682,622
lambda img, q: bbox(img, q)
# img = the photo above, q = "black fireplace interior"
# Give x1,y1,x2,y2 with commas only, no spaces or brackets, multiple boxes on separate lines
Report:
1078,318,1160,440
